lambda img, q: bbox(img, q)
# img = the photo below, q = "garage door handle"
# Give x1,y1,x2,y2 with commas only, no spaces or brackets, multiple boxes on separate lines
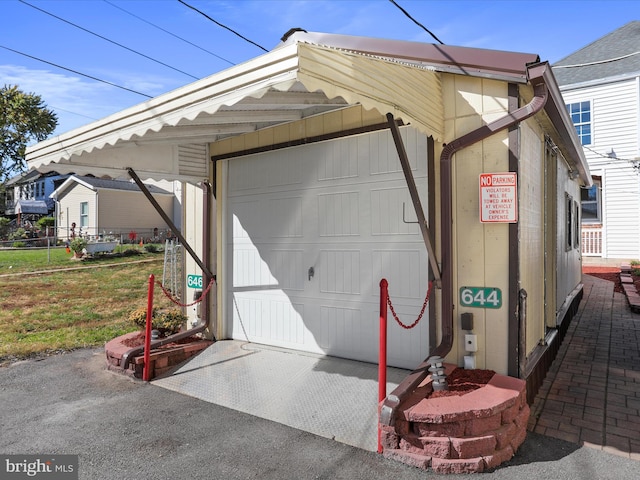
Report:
308,266,314,281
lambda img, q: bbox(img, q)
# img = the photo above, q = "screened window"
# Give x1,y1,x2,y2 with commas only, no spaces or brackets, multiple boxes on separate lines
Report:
80,202,89,228
566,194,573,251
566,101,591,145
573,200,580,249
581,179,601,223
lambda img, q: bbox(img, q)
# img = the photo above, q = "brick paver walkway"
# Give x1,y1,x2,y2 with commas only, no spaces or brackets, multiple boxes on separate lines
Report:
528,274,640,460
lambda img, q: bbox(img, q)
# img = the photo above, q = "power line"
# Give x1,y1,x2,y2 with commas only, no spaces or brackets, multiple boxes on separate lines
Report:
583,144,640,164
19,0,200,80
177,0,269,52
0,44,153,98
50,105,99,122
103,0,235,66
389,0,444,45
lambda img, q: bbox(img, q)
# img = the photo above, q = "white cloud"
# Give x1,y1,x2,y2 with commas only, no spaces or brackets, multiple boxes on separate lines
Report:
0,64,158,135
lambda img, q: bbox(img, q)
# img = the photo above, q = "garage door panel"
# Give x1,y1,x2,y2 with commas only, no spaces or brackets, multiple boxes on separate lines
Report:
372,249,426,300
232,291,310,349
318,250,361,295
232,246,278,288
270,249,305,291
317,191,360,237
317,140,359,181
226,127,431,368
268,196,303,238
370,187,423,236
367,127,420,175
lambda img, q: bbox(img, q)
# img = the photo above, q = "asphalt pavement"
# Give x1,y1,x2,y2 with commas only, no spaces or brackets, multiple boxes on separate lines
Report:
1,347,638,479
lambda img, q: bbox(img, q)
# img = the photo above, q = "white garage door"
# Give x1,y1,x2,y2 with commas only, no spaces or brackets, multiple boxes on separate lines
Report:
225,127,431,369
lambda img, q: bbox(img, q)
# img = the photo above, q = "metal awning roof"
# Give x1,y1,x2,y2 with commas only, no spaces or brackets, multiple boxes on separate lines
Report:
25,31,544,183
14,199,49,214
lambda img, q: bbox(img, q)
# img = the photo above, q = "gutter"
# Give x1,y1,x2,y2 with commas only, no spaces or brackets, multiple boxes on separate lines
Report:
121,178,215,371
380,62,551,426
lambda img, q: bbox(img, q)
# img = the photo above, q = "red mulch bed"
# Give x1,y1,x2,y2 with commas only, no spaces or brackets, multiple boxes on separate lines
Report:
582,266,624,293
121,331,202,348
428,368,496,399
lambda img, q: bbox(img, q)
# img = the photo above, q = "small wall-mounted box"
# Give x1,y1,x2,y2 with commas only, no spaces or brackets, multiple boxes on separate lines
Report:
461,312,474,331
465,334,478,352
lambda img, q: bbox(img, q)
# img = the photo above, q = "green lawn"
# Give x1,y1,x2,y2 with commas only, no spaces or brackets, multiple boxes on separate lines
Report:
0,247,176,364
0,244,158,274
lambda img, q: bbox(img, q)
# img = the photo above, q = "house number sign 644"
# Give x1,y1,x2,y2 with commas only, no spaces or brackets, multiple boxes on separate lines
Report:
459,287,502,309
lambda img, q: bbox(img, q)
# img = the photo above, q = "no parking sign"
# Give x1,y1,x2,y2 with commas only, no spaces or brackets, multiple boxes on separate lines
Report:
479,173,517,223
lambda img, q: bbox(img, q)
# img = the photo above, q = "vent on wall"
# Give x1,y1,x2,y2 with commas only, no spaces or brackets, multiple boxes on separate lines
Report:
178,144,208,178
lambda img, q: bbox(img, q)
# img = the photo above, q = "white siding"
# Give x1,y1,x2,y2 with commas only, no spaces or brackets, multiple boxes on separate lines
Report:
562,77,640,259
602,166,640,258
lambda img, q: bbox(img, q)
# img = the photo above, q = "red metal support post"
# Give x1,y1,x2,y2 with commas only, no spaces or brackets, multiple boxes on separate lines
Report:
143,274,155,382
378,278,389,453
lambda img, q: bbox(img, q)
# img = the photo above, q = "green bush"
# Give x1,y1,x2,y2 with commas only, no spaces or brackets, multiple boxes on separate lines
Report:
11,241,26,248
143,243,161,253
0,217,10,238
69,237,88,255
127,307,187,335
8,228,27,241
36,217,55,228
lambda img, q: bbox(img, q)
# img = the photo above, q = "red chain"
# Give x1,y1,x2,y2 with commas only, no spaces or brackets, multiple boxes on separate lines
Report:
387,281,434,329
156,277,216,307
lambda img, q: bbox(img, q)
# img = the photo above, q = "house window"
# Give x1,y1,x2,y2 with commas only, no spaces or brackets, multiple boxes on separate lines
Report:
581,179,601,223
566,101,591,145
573,200,580,249
80,202,89,228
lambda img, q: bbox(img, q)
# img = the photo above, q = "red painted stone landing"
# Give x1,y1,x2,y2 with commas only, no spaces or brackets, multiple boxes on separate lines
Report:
105,331,212,380
380,364,529,474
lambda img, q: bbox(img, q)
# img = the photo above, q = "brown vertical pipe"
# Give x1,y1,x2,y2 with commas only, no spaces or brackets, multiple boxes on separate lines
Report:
437,72,549,362
202,181,212,335
380,63,550,427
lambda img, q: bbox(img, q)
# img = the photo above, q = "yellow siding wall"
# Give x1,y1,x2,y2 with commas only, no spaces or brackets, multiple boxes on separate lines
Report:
519,120,546,354
98,190,173,232
444,74,511,374
210,105,385,157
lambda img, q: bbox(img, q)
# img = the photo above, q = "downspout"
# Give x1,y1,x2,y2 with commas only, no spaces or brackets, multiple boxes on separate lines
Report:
201,181,213,335
121,174,215,370
380,62,550,426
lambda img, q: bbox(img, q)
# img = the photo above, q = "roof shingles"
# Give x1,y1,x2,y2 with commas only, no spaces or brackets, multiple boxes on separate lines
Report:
553,21,640,86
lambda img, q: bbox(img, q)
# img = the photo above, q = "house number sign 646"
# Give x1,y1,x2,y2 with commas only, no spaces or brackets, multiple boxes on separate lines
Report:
459,287,502,309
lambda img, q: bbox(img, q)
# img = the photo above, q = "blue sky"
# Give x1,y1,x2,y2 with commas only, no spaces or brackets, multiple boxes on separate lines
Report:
1,0,637,135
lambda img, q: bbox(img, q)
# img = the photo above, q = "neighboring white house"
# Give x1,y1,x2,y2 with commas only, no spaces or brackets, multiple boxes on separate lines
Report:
26,31,590,403
50,175,175,240
554,21,640,260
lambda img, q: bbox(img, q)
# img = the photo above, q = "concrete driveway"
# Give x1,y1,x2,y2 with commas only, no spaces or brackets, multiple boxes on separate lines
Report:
1,347,638,479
